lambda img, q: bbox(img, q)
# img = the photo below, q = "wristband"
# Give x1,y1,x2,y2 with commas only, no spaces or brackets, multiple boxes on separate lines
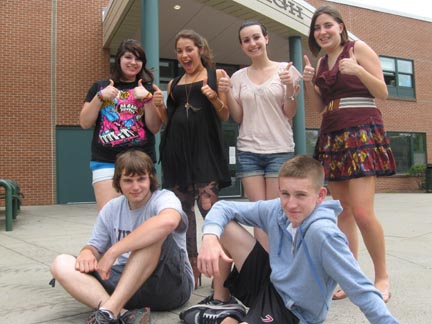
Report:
97,90,104,102
140,92,153,103
214,98,225,112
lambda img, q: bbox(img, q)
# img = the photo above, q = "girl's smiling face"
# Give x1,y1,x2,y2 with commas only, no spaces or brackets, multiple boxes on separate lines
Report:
239,24,269,59
120,51,143,82
313,13,344,51
175,37,203,74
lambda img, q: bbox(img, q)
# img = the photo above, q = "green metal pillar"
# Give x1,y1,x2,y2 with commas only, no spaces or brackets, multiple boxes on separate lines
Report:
141,0,161,176
289,36,306,155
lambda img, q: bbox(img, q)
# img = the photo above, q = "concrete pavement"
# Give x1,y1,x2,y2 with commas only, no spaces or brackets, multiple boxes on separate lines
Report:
1,193,431,323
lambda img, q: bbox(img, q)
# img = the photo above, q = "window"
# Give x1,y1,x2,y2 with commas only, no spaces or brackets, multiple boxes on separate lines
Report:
388,132,426,174
305,129,319,155
380,56,415,99
306,129,426,175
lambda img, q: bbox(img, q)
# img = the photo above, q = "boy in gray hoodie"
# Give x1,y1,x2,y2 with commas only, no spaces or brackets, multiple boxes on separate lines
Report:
180,155,398,324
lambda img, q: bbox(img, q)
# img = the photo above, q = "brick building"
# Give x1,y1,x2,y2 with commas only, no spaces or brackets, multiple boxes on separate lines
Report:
1,0,431,206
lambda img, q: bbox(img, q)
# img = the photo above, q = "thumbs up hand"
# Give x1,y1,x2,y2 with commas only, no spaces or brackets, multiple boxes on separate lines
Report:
279,62,296,86
100,79,119,100
218,70,231,94
302,55,315,82
152,84,164,107
201,78,218,100
133,79,152,101
339,47,359,76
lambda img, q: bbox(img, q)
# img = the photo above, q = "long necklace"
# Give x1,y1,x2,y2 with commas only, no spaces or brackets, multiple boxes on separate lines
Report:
184,69,203,118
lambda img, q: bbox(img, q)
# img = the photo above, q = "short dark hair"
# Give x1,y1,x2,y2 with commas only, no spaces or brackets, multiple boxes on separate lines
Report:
279,155,324,190
308,6,349,57
113,150,159,193
238,20,268,44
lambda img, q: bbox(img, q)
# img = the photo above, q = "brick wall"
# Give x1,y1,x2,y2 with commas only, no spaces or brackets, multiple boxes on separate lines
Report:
1,1,431,206
1,0,109,205
305,0,432,192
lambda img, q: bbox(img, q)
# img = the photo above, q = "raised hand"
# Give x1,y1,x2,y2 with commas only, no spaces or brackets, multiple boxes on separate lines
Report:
133,79,151,100
279,62,295,86
100,79,119,100
303,55,315,82
339,47,359,76
201,77,217,100
218,70,231,93
152,84,164,107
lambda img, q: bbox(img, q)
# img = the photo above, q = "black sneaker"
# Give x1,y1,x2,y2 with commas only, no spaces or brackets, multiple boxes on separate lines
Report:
86,309,118,324
198,294,239,306
119,307,150,324
179,304,246,324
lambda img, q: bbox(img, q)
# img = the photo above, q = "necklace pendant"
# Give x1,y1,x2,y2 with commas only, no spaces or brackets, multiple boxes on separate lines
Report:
185,103,191,109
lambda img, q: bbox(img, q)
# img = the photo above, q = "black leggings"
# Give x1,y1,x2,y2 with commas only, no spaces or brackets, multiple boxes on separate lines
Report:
171,182,219,257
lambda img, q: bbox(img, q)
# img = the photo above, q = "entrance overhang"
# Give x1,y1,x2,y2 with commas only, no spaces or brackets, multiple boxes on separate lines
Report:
101,0,316,65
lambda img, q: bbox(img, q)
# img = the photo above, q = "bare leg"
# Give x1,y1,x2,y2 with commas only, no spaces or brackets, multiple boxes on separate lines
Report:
51,241,162,317
328,180,358,300
204,220,257,303
102,241,162,315
242,176,269,251
329,177,390,301
348,177,390,300
51,254,110,309
220,221,257,271
93,179,120,212
328,181,359,259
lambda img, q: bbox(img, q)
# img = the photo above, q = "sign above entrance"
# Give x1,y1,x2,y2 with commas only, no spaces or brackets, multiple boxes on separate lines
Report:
232,0,315,36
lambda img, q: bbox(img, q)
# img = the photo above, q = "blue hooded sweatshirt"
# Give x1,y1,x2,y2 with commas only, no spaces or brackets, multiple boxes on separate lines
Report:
203,199,398,324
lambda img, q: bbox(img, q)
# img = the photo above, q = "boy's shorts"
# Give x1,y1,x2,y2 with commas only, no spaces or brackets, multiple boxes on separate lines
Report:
91,235,193,311
224,242,299,324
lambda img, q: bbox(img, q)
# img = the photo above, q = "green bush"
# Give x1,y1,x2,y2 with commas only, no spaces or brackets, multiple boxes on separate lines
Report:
408,164,426,190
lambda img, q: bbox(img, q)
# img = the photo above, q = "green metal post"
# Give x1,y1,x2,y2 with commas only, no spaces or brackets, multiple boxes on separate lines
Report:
141,0,161,177
289,36,306,154
0,180,13,231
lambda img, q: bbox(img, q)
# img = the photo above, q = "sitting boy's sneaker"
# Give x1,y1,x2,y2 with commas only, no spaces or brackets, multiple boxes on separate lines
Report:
198,294,239,306
179,304,246,324
119,307,151,324
86,309,118,324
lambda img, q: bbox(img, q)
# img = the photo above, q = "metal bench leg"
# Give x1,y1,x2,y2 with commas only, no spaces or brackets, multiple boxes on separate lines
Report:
0,180,14,231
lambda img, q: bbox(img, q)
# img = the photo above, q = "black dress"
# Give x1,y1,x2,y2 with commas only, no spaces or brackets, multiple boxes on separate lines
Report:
160,69,231,190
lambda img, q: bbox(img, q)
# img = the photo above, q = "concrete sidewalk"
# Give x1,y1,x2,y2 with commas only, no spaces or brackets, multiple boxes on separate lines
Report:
1,193,431,323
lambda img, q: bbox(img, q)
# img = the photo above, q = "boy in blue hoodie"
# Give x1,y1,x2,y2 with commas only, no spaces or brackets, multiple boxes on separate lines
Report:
180,155,398,324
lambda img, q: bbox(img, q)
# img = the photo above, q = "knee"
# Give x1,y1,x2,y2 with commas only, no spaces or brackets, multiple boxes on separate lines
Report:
198,195,212,215
352,207,374,229
51,254,75,279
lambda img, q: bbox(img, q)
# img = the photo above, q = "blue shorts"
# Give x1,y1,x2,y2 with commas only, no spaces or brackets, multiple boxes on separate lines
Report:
236,151,294,178
89,161,115,184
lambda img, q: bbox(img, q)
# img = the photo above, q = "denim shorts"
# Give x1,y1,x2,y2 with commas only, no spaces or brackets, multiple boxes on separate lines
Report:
236,150,294,178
